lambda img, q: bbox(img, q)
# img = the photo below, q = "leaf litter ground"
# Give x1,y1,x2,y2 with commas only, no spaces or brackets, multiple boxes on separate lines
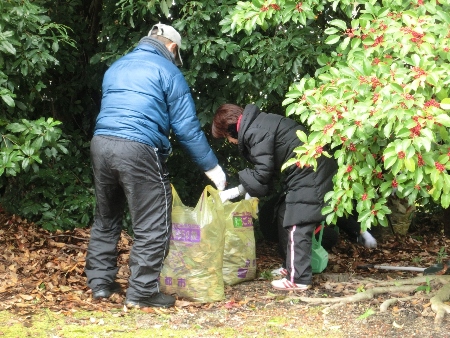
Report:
1,209,450,337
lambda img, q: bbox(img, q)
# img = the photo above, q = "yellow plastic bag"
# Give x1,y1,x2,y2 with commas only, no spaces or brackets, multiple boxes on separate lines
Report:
222,198,259,286
159,185,225,303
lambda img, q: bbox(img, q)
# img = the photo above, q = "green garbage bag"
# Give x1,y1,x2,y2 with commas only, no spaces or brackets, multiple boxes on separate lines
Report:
159,185,225,303
222,198,259,285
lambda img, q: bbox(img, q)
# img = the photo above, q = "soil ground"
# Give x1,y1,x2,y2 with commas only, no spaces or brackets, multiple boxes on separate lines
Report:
1,209,450,337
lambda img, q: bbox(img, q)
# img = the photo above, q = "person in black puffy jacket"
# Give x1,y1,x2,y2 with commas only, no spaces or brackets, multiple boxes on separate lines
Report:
212,103,338,291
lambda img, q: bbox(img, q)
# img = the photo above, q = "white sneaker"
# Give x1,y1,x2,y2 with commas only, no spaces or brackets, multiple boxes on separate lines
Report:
271,267,288,277
271,278,311,291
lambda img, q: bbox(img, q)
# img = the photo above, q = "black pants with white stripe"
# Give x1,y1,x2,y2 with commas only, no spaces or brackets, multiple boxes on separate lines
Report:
276,198,314,285
85,136,172,300
285,224,315,285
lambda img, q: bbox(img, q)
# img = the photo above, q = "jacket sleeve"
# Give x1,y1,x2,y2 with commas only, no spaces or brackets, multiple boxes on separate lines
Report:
166,72,218,171
238,130,275,197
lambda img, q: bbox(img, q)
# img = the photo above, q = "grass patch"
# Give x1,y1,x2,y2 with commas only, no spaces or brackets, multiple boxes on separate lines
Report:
0,307,343,338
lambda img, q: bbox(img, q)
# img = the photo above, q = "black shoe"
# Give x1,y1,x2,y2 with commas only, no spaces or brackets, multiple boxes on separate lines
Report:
92,282,122,299
125,292,176,308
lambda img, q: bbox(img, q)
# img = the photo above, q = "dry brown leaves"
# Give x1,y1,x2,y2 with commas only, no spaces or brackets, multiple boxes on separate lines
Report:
0,208,449,317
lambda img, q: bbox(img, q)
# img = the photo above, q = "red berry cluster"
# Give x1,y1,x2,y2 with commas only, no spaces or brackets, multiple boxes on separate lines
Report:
410,125,421,137
424,99,440,108
323,123,334,134
372,58,381,65
346,165,353,173
262,4,280,11
362,193,368,201
401,27,424,44
359,76,368,85
403,93,414,100
364,35,384,49
398,151,406,159
435,162,445,172
412,66,426,79
392,179,398,188
295,2,303,12
417,154,425,166
345,28,356,38
370,77,381,89
373,93,380,104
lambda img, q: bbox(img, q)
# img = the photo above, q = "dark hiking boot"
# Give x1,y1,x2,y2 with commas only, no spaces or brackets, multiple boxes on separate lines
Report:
92,281,122,299
125,292,176,308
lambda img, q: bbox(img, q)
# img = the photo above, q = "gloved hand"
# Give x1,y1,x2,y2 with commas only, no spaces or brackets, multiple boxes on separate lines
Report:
357,231,377,248
219,184,246,203
205,165,226,191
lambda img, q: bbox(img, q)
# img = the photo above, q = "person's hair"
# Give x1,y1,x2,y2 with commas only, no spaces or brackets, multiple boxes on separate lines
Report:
212,104,244,138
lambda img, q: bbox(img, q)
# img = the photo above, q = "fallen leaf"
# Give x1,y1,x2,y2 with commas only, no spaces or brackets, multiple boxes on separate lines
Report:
393,321,404,328
175,300,192,307
19,294,34,301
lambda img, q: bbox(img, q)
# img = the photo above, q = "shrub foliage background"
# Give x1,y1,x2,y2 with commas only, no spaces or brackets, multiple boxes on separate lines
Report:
0,0,448,231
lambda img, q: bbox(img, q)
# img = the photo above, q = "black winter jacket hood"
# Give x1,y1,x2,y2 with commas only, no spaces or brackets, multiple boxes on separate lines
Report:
237,104,337,227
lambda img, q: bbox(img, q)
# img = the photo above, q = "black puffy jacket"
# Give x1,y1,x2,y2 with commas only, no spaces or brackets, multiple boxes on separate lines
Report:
238,104,338,227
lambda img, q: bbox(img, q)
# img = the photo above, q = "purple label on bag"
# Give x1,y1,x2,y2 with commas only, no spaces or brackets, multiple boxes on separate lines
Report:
232,211,253,228
171,223,201,242
237,268,248,278
163,277,187,288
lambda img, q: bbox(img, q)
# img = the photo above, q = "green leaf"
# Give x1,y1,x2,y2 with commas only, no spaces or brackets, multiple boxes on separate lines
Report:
0,40,16,55
324,27,339,35
441,98,450,110
6,123,26,133
442,193,450,209
296,130,308,143
435,114,450,127
384,156,397,170
1,95,15,107
160,0,169,17
404,158,415,172
325,35,341,45
252,0,264,7
329,19,347,31
352,182,365,195
436,10,450,23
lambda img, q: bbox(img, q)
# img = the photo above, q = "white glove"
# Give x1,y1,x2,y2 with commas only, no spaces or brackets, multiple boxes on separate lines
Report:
360,231,377,248
219,185,246,203
245,193,252,200
205,165,226,191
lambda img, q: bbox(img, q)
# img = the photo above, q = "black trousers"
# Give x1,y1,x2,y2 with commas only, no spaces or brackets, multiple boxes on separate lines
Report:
275,198,314,284
85,136,172,300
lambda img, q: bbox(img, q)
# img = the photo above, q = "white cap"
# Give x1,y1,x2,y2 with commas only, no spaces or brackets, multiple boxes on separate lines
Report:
149,24,183,66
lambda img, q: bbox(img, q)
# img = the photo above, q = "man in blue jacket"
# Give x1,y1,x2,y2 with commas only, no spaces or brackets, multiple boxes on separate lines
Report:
85,24,227,308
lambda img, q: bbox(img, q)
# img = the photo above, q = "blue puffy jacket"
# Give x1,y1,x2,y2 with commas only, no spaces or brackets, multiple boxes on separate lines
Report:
94,41,218,171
